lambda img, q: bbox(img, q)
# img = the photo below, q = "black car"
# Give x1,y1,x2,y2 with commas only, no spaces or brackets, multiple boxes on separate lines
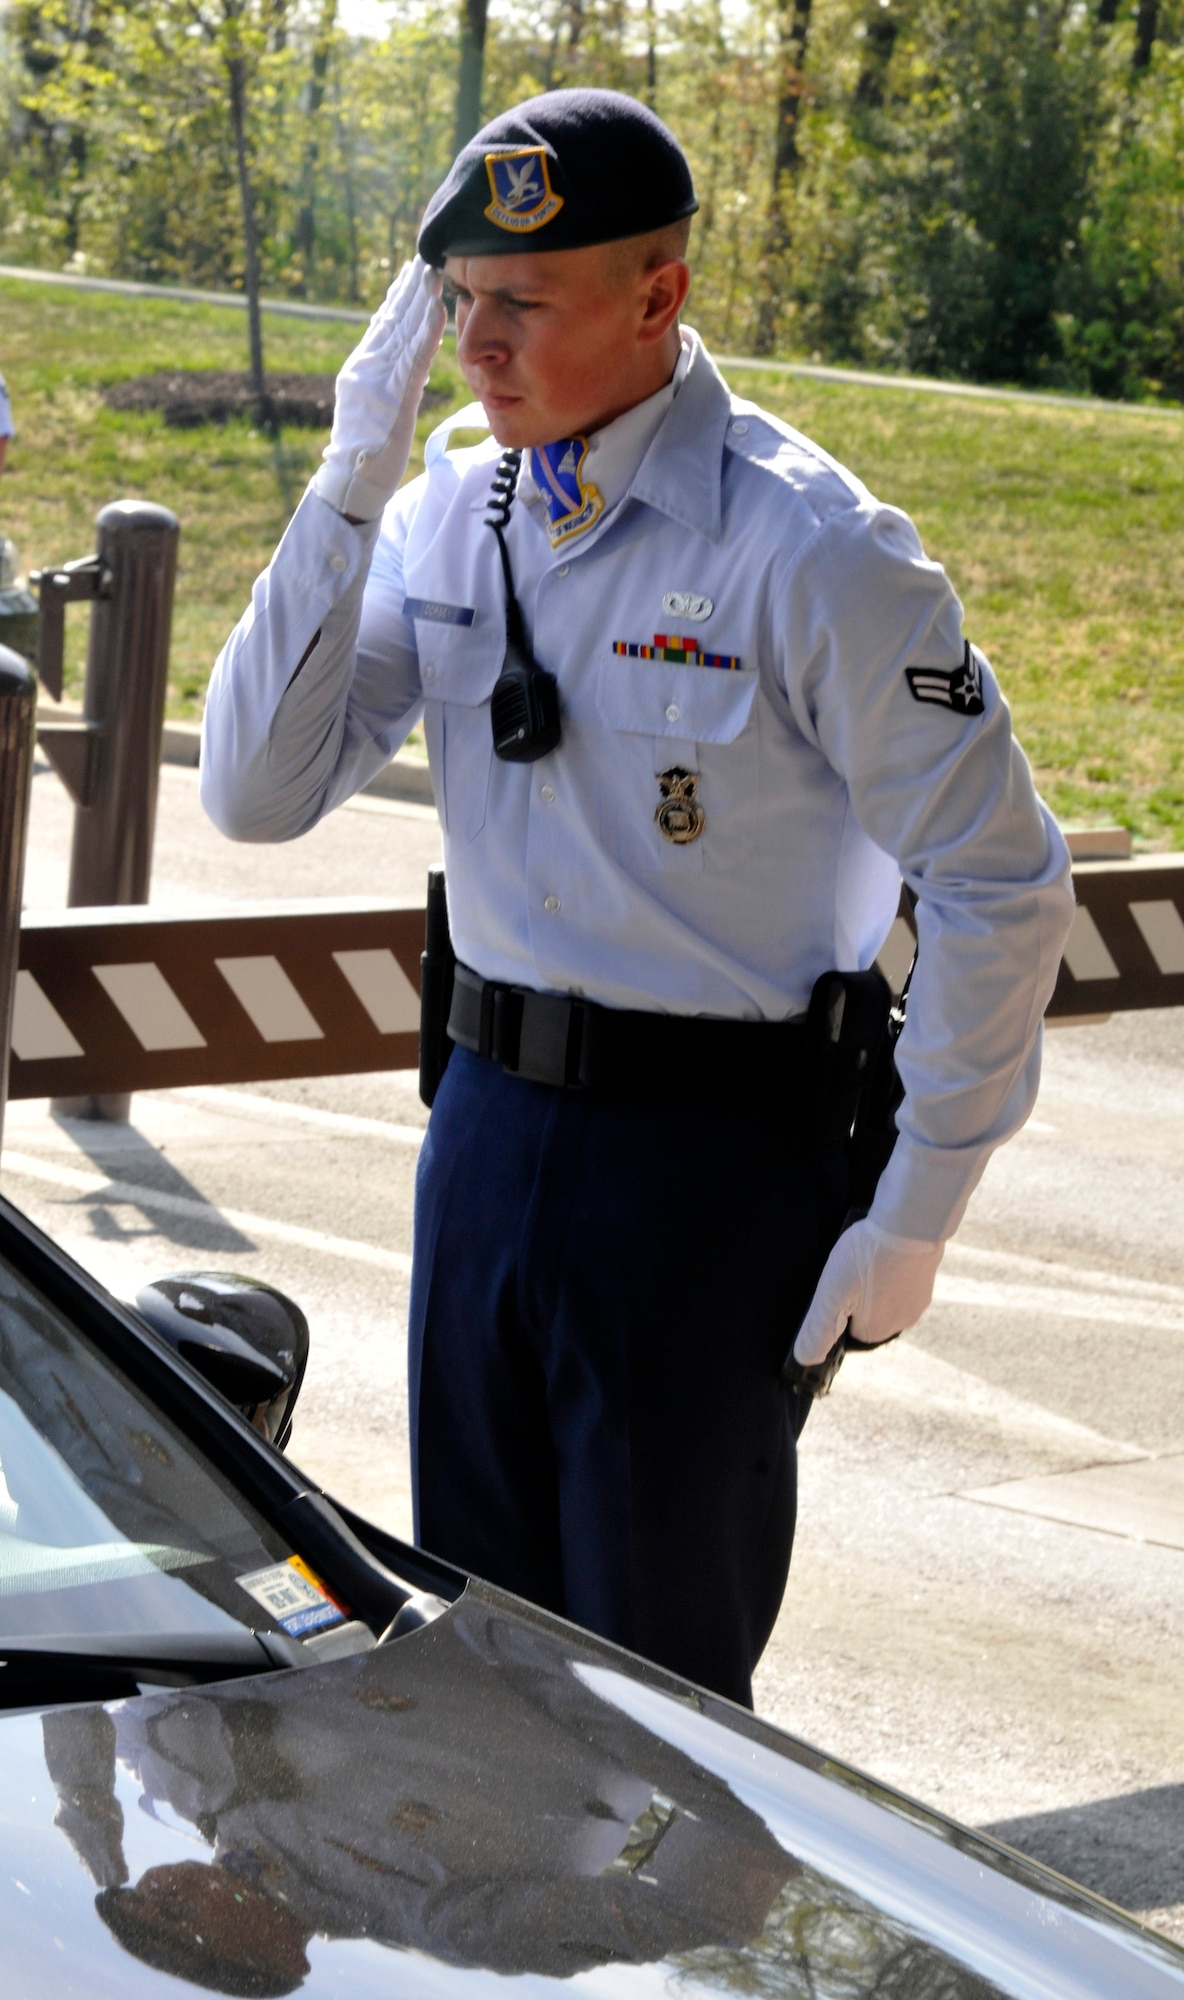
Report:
0,1187,1181,2000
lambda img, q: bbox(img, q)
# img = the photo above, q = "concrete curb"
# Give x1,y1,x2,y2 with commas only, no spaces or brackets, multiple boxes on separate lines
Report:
0,263,369,326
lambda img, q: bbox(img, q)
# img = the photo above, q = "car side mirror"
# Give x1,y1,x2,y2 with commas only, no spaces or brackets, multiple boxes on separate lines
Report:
132,1273,310,1451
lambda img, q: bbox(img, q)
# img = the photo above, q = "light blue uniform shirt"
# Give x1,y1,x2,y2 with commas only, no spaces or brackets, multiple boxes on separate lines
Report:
201,333,1073,1242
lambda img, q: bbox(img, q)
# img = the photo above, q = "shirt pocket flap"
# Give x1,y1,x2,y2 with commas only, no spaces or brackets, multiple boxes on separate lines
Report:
417,622,505,707
597,657,758,743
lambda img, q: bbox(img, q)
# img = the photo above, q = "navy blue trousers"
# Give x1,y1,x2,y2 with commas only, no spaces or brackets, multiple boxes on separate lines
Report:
408,1048,847,1707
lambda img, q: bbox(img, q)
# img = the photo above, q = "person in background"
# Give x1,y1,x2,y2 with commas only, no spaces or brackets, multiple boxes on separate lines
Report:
0,370,13,474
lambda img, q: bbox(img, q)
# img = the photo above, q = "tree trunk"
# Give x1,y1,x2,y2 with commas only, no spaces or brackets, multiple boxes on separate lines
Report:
645,0,657,107
550,0,584,87
293,0,337,295
753,0,813,355
454,0,488,154
854,3,897,109
226,50,270,428
1132,0,1157,68
1096,0,1119,24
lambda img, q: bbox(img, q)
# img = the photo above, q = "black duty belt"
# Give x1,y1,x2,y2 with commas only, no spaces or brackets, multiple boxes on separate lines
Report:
447,963,809,1100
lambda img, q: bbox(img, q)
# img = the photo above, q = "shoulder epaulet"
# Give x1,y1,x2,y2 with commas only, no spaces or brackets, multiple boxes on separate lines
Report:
724,401,868,524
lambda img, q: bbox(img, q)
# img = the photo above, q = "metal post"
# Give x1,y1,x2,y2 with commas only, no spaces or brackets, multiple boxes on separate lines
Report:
39,499,180,1120
0,647,37,1154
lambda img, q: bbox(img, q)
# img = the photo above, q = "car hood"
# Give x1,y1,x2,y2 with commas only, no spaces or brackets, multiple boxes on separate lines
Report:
3,1578,1182,1999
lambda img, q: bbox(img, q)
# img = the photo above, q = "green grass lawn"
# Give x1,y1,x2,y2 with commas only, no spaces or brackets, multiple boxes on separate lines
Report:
2,277,1182,845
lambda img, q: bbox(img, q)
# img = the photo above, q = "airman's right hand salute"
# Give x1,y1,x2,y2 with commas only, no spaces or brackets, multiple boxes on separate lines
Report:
313,256,446,524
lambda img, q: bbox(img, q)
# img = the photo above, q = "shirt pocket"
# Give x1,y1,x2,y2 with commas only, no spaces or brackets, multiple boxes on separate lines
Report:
595,656,760,875
417,622,504,844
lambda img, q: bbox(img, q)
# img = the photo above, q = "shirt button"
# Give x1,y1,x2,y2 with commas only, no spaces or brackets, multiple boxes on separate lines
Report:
557,563,571,577
540,783,556,803
329,552,347,573
423,662,436,682
666,702,681,722
543,894,561,914
731,419,749,436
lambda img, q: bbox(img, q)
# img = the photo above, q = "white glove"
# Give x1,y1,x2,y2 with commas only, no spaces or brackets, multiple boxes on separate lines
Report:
312,258,446,522
793,1218,944,1367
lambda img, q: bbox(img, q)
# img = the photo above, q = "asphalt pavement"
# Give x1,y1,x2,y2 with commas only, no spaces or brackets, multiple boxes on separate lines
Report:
6,752,1184,1947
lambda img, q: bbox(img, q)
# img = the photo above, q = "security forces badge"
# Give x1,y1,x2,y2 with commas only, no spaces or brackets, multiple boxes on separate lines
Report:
484,148,564,234
655,766,705,844
905,641,985,717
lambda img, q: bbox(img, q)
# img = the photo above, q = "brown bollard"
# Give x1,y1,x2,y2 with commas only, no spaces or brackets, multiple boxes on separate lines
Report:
0,647,37,1153
42,499,180,1121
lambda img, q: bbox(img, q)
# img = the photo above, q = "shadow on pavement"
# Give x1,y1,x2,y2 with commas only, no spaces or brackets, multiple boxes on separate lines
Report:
51,1114,256,1258
984,1783,1184,1915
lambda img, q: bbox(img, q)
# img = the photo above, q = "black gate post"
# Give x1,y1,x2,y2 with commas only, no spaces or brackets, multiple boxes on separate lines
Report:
36,499,180,1121
0,646,37,1152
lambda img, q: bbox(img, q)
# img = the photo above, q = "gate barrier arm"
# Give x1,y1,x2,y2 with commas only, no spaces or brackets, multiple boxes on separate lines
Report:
9,857,1184,1103
11,899,424,1102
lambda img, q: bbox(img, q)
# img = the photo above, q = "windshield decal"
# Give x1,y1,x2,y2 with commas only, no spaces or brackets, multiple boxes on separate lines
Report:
236,1556,347,1637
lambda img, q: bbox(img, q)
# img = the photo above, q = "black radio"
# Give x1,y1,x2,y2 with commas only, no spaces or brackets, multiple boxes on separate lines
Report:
486,450,562,763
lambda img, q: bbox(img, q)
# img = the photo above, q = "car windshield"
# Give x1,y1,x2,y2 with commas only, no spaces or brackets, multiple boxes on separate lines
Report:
0,1247,339,1650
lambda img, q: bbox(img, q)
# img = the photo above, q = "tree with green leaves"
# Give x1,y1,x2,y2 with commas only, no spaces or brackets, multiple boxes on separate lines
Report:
3,0,1183,401
136,0,293,419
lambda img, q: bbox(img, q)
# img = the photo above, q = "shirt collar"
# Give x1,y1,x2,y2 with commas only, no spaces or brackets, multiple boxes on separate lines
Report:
627,329,733,544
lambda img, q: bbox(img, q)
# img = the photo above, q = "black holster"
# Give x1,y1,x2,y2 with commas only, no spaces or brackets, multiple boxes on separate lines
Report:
783,964,910,1403
418,866,456,1109
808,968,892,1168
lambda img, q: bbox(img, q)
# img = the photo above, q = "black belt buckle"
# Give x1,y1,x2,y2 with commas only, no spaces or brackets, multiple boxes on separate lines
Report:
502,989,585,1087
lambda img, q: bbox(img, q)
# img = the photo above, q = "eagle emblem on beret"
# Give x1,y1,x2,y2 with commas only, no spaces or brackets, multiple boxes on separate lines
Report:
484,149,564,233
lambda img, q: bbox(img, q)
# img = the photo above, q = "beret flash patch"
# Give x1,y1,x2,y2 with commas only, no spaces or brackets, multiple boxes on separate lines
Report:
484,149,564,233
905,643,985,717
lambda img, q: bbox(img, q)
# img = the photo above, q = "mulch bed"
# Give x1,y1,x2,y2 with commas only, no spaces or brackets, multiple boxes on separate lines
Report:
104,370,448,430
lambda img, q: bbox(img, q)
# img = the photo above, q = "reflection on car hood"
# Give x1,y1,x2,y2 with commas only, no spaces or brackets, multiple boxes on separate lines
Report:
3,1579,1183,1999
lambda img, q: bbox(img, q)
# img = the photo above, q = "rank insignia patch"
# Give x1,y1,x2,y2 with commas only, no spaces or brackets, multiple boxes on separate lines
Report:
614,635,743,671
531,436,604,547
484,148,564,233
905,643,985,716
655,766,705,844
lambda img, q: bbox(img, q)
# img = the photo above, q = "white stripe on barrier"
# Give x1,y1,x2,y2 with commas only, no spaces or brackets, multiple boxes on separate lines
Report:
1062,907,1120,982
11,971,84,1062
93,962,207,1052
1129,899,1184,976
215,955,324,1043
0,1150,413,1275
332,948,421,1034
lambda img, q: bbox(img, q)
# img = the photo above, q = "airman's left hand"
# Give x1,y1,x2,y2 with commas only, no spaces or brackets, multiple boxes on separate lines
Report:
793,1218,944,1368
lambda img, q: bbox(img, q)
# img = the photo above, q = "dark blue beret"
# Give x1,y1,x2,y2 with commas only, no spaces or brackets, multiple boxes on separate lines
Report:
418,89,697,266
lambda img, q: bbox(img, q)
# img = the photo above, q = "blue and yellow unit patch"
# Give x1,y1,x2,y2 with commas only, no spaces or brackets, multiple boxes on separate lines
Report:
484,148,565,233
531,436,604,547
614,634,744,672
